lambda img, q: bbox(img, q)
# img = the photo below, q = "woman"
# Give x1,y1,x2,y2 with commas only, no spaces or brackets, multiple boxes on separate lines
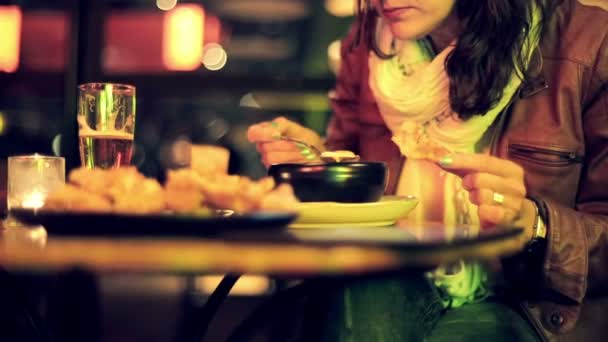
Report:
248,0,608,340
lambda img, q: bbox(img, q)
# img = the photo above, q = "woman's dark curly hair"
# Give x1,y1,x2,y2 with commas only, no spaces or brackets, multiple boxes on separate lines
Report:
353,0,562,119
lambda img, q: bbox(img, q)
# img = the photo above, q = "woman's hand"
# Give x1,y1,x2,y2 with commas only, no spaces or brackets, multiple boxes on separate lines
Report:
247,117,325,168
437,153,537,240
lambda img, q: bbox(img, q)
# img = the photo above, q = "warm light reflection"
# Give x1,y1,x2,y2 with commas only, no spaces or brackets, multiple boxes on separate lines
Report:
170,136,192,166
325,0,356,17
328,39,342,75
52,134,62,156
205,14,222,44
196,275,272,296
202,43,227,71
162,4,205,71
156,0,178,11
21,191,45,209
0,6,22,73
239,93,261,108
0,112,6,135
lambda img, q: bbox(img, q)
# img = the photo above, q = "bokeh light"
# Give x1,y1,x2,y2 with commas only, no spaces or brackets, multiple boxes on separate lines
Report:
170,136,192,167
0,6,22,73
239,93,261,108
156,0,178,11
162,4,205,71
52,134,62,156
202,43,228,71
325,0,356,17
328,39,342,75
0,111,6,135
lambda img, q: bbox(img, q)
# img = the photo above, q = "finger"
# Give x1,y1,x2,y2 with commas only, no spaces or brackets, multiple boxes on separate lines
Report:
272,117,323,148
478,204,519,228
438,153,524,180
477,204,518,228
272,116,305,139
462,173,527,197
263,152,317,167
256,141,302,154
468,189,522,212
247,122,280,142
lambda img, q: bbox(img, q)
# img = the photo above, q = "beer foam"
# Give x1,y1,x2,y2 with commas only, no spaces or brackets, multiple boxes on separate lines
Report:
79,131,134,140
77,115,133,140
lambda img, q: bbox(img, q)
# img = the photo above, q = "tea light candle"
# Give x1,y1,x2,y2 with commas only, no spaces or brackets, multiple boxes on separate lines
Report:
20,190,46,209
7,155,65,212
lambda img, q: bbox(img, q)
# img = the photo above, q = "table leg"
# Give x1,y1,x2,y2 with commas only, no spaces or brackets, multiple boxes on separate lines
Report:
175,274,241,342
48,269,101,342
225,279,326,342
0,269,52,342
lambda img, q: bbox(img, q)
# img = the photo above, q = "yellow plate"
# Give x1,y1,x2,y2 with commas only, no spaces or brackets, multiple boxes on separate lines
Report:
290,196,418,229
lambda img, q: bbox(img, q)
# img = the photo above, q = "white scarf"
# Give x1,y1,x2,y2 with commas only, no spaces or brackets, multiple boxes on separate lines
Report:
369,14,541,158
368,12,542,308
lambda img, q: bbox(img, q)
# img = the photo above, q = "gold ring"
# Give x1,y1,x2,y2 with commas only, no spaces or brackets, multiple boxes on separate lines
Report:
492,192,505,206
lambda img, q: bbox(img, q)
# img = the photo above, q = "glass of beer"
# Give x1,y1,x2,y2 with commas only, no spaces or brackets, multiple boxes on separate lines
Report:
77,83,136,169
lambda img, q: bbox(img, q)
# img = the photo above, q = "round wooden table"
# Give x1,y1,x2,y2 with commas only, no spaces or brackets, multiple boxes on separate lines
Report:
0,221,525,276
0,220,525,342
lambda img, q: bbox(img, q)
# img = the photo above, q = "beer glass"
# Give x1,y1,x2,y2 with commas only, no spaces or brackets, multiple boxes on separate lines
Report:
78,83,136,169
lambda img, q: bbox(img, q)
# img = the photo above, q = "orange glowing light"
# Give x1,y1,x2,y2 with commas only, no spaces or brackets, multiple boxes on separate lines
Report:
205,15,221,44
0,6,22,73
162,4,205,71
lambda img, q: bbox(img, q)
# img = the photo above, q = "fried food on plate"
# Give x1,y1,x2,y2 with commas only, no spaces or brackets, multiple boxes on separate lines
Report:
195,174,288,213
112,178,166,214
258,183,299,212
68,167,114,195
43,165,299,215
44,184,112,213
45,167,164,214
164,169,206,213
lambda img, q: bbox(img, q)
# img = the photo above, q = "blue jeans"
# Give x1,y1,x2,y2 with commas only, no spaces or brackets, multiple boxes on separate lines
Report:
309,273,540,342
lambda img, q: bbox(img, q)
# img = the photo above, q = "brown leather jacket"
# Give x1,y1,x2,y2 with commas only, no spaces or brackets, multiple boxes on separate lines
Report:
325,1,608,340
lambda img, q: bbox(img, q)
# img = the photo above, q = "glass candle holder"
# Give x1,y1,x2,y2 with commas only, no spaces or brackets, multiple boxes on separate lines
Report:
7,155,65,212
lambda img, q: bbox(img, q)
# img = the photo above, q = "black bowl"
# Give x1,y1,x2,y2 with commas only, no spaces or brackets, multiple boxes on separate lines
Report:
268,162,388,203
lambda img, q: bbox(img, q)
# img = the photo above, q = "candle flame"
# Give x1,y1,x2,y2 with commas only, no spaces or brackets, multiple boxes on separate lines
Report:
21,191,46,209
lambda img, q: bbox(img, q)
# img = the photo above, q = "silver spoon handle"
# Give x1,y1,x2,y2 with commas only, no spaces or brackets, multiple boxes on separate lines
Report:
278,136,323,157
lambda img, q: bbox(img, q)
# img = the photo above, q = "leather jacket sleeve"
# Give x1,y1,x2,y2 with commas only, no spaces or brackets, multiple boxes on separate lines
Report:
539,34,608,302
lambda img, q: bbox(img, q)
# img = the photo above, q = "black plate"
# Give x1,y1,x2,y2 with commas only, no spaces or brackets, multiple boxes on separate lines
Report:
11,209,297,237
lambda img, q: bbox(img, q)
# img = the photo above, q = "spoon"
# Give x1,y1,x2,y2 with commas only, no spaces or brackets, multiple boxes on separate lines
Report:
278,136,324,160
278,136,360,163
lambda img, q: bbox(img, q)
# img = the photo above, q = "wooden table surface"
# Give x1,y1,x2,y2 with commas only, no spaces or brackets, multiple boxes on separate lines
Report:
0,220,526,277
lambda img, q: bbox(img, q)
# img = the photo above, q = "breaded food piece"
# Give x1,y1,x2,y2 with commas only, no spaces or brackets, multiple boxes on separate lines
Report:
105,167,147,195
165,168,206,191
197,174,245,211
258,183,299,212
394,122,451,162
43,184,112,213
68,168,114,196
164,169,207,213
239,177,275,208
112,178,165,214
165,189,205,213
409,143,451,162
190,144,230,179
196,175,274,213
68,166,146,198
